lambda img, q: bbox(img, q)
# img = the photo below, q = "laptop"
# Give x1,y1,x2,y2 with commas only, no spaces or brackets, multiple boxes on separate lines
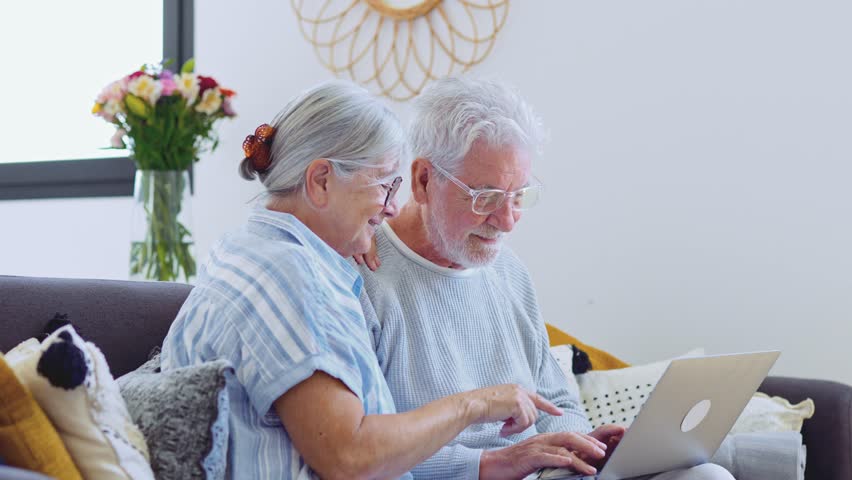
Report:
537,350,780,480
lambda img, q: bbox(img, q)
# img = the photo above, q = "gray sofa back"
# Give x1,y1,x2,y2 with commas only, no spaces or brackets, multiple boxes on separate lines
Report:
0,275,191,377
2,275,850,480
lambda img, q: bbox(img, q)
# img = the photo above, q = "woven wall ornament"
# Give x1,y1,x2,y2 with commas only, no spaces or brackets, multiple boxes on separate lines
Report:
291,0,510,101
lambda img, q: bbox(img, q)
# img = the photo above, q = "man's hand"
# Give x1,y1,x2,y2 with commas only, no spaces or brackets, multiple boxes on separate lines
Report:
478,432,608,480
353,236,380,271
584,424,626,468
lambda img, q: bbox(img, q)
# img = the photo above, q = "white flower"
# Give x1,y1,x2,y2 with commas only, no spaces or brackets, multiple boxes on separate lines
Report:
195,87,223,115
127,74,162,106
101,99,124,121
176,73,200,104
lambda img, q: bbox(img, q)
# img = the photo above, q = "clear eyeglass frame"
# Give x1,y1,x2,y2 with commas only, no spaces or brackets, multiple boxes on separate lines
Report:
327,158,403,208
430,162,543,215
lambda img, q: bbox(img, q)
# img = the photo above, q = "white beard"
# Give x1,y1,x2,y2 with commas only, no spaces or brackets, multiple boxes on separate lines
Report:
424,196,504,268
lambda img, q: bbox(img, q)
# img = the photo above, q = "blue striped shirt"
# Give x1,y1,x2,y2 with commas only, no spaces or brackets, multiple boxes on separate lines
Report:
161,207,410,480
358,223,593,479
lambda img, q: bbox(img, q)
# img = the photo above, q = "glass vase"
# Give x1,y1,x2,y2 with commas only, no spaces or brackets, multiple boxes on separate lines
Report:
129,169,196,282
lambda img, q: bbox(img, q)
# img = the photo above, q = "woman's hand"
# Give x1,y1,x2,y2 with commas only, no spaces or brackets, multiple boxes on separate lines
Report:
276,375,565,480
466,384,563,437
277,375,561,480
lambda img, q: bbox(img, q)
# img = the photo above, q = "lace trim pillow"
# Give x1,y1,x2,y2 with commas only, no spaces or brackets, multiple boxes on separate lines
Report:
5,326,154,480
117,354,232,480
730,392,814,435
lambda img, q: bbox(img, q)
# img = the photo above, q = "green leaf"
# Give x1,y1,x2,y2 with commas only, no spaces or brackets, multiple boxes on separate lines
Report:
180,58,195,74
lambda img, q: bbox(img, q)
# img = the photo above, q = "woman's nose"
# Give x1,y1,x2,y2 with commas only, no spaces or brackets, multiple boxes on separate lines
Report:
382,196,400,218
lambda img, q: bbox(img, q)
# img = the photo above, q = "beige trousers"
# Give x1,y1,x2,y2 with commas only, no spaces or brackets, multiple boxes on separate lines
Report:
637,463,735,480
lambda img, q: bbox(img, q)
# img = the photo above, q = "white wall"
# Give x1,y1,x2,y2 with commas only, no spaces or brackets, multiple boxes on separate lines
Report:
2,0,850,385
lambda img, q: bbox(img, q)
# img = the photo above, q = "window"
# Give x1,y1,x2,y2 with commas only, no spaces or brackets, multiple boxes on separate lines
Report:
0,0,193,200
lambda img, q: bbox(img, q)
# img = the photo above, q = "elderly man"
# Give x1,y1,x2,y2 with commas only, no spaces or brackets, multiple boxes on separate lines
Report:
356,77,734,480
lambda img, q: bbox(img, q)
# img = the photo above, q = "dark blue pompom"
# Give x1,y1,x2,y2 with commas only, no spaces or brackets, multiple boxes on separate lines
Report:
36,332,87,390
571,344,593,374
37,313,73,342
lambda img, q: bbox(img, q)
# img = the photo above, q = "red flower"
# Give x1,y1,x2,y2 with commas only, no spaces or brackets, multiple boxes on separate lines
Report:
129,71,145,80
198,75,219,94
220,87,236,98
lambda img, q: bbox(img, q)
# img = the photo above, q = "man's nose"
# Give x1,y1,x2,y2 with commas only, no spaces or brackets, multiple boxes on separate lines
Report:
489,198,517,232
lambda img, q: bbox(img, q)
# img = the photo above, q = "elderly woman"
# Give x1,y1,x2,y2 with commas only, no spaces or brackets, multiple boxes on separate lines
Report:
160,81,563,480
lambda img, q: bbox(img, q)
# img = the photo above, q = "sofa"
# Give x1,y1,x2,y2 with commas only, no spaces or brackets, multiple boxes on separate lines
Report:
1,275,850,479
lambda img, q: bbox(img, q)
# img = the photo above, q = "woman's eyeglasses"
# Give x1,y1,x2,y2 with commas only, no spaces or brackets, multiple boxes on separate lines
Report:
380,176,403,208
325,158,403,209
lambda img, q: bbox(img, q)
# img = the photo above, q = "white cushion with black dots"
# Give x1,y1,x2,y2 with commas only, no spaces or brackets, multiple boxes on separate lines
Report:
575,349,704,429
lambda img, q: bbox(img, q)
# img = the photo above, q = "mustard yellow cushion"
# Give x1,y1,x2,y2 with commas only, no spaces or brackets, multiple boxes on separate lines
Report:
0,353,82,480
545,323,630,370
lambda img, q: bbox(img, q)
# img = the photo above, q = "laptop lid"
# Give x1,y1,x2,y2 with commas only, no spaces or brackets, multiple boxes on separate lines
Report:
596,350,780,480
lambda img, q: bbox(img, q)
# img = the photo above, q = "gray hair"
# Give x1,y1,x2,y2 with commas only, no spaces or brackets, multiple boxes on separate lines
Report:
240,80,408,195
409,77,546,175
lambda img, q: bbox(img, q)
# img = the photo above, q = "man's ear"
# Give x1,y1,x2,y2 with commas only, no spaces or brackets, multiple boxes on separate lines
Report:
411,158,432,204
304,159,333,208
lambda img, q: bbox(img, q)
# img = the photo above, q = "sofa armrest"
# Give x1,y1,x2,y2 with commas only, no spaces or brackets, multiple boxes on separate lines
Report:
759,375,852,480
0,465,55,480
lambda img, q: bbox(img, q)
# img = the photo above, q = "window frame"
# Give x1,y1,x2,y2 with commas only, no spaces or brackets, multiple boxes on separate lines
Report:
0,0,194,201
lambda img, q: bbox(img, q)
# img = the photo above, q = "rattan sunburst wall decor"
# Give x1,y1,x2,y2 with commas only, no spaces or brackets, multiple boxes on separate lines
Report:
292,0,510,101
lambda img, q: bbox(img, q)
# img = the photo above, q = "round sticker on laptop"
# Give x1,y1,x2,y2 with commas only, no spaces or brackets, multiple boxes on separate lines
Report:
681,399,712,432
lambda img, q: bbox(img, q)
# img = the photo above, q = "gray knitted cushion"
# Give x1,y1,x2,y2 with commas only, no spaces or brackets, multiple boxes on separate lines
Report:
117,354,232,480
711,431,806,480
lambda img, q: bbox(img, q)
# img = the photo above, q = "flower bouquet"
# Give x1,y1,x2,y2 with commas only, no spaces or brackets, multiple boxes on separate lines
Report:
93,59,236,282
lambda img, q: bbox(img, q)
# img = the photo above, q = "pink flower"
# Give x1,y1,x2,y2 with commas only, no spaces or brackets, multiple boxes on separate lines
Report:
96,80,126,104
222,98,236,117
110,129,127,148
161,77,177,96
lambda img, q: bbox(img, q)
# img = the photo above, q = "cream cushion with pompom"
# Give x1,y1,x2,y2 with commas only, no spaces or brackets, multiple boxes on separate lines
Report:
6,326,153,480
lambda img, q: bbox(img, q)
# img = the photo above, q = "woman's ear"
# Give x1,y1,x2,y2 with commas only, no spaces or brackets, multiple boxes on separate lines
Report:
304,159,333,208
411,158,432,204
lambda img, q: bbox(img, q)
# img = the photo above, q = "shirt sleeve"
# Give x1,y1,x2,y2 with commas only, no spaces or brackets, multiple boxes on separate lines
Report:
409,443,483,480
207,265,368,419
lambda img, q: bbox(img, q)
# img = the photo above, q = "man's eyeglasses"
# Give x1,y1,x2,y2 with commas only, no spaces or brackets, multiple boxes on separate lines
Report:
431,163,542,215
380,176,403,208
